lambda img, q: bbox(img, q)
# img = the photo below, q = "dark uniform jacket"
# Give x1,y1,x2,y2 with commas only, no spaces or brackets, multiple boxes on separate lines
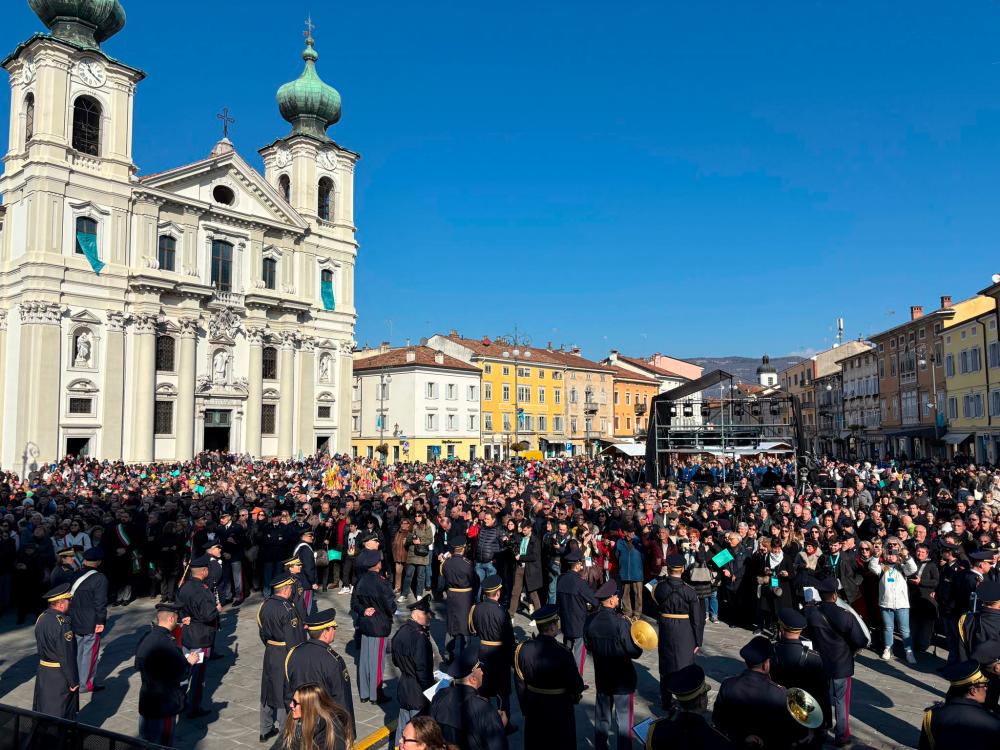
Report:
350,570,396,637
919,697,1000,750
442,555,480,636
285,639,355,737
134,624,191,719
50,565,79,590
429,683,508,750
584,606,642,695
206,555,224,599
652,577,701,675
260,523,290,563
514,634,585,750
953,569,984,617
803,601,868,679
769,637,832,727
177,578,219,649
958,608,1000,661
68,568,108,635
258,595,305,708
391,618,435,711
556,570,599,639
33,608,79,718
712,669,807,749
219,522,247,563
266,716,349,750
471,598,515,698
646,711,733,749
293,542,317,588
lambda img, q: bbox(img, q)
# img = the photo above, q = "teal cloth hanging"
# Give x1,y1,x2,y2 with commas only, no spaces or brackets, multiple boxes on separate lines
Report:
321,277,335,311
76,231,105,274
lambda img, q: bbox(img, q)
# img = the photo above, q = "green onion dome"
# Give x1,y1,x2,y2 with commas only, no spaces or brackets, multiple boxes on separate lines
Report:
29,0,126,48
276,36,342,141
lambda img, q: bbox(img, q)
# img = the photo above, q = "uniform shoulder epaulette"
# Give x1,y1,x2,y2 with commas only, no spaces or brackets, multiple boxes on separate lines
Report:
513,641,526,681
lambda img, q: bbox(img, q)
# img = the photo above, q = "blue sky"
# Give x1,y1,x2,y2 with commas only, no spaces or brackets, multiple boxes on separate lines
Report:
4,1,1000,360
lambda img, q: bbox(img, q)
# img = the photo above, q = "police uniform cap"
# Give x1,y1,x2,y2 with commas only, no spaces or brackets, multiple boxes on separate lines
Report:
666,553,686,570
563,548,583,564
83,547,104,561
409,594,433,614
739,635,774,666
189,555,211,569
972,639,1000,665
445,643,481,679
778,607,807,632
939,659,988,688
356,549,381,570
595,580,618,600
451,535,467,548
282,556,303,568
155,602,183,614
482,575,503,594
667,664,710,702
57,548,76,558
531,603,560,626
301,529,315,538
205,540,222,550
970,550,994,562
44,583,73,602
816,577,840,594
305,608,338,631
270,574,295,590
976,579,1000,604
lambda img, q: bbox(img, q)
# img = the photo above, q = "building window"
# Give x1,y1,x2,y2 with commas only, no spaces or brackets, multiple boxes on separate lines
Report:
262,403,277,434
213,185,235,205
155,336,175,372
318,178,333,221
553,371,562,380
945,354,955,377
538,415,547,432
318,405,332,419
539,370,545,379
517,385,531,402
484,364,492,375
990,341,1000,369
502,413,512,431
68,397,92,415
553,415,563,432
614,416,620,431
570,388,578,404
554,389,561,405
75,217,97,255
502,384,510,402
367,446,375,459
992,391,1000,417
447,414,457,430
467,385,477,400
351,415,360,431
948,397,958,420
517,367,531,377
484,413,493,431
278,174,290,202
889,355,896,376
425,413,438,430
446,384,457,400
210,240,233,292
626,417,632,430
72,96,101,155
538,387,545,403
262,257,277,290
502,366,510,376
425,382,438,399
158,235,176,272
468,414,477,431
484,383,492,401
262,347,278,380
24,93,34,143
154,400,173,435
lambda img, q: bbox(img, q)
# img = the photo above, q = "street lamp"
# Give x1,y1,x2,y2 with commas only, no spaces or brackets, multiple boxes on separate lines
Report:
378,371,392,462
502,345,531,458
916,344,940,441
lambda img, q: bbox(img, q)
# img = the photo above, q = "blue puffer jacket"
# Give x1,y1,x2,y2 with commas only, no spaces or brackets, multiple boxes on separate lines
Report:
615,535,645,582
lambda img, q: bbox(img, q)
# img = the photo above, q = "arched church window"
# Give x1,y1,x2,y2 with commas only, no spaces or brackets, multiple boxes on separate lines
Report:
75,217,97,256
158,235,176,272
156,336,176,372
24,93,34,144
72,95,102,156
318,178,333,221
211,240,233,292
279,174,291,203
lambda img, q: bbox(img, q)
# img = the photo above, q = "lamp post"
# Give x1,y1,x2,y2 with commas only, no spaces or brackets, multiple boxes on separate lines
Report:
378,370,392,462
502,345,531,458
916,344,940,445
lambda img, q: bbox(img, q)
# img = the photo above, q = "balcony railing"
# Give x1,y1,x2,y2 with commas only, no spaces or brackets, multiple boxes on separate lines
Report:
634,403,647,415
583,401,599,415
211,288,245,308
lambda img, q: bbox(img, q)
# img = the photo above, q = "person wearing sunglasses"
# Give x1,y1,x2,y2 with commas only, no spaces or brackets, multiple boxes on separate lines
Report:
400,716,458,750
276,683,351,750
918,659,1000,750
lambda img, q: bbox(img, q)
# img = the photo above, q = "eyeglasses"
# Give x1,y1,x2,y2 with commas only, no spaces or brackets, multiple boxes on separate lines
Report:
289,698,300,708
400,739,422,746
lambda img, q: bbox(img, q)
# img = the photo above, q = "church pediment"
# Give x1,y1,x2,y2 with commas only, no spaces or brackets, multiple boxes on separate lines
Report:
138,149,308,231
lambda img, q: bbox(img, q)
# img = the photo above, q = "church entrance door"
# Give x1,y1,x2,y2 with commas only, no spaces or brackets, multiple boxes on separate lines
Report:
204,409,231,452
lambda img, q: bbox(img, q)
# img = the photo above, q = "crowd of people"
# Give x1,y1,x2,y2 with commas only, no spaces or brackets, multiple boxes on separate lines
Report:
7,450,1000,748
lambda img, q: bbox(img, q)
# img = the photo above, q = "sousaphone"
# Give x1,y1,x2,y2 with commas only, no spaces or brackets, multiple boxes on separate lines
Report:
786,687,823,729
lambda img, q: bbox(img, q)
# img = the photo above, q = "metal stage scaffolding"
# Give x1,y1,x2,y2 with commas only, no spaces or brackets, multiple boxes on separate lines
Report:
644,370,804,485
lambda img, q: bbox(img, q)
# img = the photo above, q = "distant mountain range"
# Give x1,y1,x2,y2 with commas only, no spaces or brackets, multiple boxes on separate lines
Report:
686,355,803,384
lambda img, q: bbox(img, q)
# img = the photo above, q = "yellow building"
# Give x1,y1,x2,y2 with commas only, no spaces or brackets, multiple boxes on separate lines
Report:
941,295,999,462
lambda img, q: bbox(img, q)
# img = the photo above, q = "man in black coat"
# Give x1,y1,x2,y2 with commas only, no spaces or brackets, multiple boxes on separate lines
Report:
391,595,435,750
959,579,1000,661
509,520,543,616
286,608,355,737
803,578,869,747
218,511,246,605
514,604,586,750
430,643,508,750
712,635,809,748
769,607,831,744
442,535,480,663
908,543,940,653
919,659,1000,750
584,580,642,750
68,546,108,693
557,548,599,673
257,573,305,743
135,602,199,747
32,583,79,720
50,549,79,589
471,575,516,721
291,529,319,615
259,515,290,595
645,665,733,749
653,554,701,708
350,549,395,703
176,555,219,718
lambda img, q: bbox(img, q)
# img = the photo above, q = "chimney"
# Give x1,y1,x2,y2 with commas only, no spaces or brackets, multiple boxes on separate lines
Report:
434,352,444,365
449,329,459,337
609,349,619,363
406,349,416,363
571,345,582,356
547,341,553,351
380,340,391,353
940,295,952,309
910,305,923,320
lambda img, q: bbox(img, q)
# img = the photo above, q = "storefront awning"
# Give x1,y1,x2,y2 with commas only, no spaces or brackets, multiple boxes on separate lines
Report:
942,432,973,445
600,442,646,457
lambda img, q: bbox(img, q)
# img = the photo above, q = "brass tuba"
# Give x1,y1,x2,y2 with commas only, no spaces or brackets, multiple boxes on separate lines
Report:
786,687,823,729
630,619,658,650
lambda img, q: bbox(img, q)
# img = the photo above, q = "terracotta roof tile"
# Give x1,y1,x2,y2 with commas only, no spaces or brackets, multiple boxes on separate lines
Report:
353,346,480,373
605,365,660,385
443,335,614,372
614,355,686,379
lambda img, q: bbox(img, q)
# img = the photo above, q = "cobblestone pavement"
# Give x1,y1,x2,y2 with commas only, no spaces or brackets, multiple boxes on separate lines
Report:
0,589,946,749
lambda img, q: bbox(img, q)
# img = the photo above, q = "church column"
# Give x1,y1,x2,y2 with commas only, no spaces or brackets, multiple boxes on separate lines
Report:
131,313,158,462
175,316,198,460
298,337,316,455
15,302,62,465
336,340,354,455
101,312,128,460
245,326,265,457
0,311,6,462
278,331,297,458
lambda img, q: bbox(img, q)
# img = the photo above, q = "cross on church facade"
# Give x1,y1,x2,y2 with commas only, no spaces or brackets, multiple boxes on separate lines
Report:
217,107,235,139
304,15,315,39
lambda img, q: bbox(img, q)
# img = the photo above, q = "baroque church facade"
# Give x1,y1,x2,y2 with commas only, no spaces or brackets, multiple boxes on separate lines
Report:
0,1,359,469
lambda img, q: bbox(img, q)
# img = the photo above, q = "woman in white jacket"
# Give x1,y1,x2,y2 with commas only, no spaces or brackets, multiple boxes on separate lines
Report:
868,536,917,664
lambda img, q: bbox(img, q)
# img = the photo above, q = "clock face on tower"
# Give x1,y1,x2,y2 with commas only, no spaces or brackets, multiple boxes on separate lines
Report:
276,148,292,168
319,150,338,171
20,56,36,85
76,58,107,88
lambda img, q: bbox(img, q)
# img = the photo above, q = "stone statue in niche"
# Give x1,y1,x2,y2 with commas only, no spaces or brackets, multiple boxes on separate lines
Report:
213,350,230,383
319,353,331,383
74,330,93,368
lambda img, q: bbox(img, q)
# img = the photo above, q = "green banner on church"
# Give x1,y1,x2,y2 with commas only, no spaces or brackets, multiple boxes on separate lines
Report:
76,231,105,275
321,278,335,311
